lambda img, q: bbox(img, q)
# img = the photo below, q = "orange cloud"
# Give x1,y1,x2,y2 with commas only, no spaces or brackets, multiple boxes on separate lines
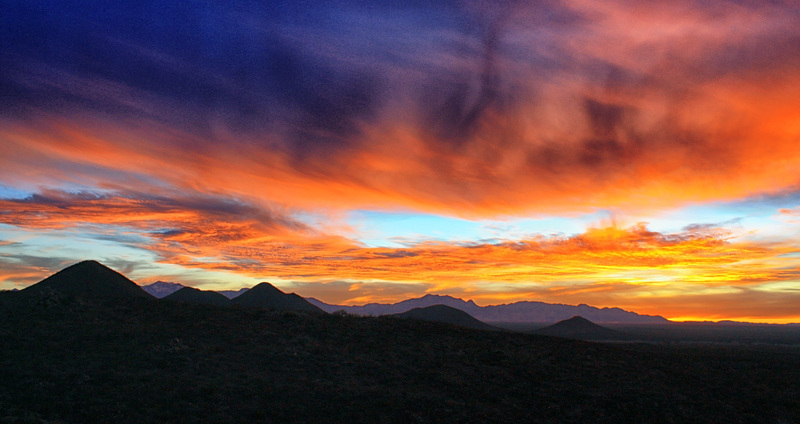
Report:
2,0,800,218
3,0,800,322
3,190,799,321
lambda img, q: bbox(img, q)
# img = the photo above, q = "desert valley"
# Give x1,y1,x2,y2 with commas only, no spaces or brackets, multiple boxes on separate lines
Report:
1,261,798,423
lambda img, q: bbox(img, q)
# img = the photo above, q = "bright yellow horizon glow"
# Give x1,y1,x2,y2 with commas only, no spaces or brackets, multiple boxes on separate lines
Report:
668,317,800,325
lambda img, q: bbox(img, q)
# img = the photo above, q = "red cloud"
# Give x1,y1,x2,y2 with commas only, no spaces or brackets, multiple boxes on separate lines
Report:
3,190,798,322
2,0,800,322
2,0,800,217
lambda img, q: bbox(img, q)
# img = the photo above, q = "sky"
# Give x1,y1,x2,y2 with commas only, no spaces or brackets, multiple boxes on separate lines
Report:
2,0,800,323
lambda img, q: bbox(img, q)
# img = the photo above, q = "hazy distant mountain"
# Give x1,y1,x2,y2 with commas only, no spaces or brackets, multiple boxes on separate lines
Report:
163,287,230,306
308,294,479,316
476,301,668,324
141,281,185,298
20,260,664,325
218,288,249,299
391,305,497,330
20,260,153,300
142,282,247,299
231,282,325,313
534,316,627,341
307,294,668,324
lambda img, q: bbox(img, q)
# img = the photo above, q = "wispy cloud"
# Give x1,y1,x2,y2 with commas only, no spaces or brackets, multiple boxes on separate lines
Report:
0,252,77,286
3,189,798,320
2,0,800,320
2,0,800,216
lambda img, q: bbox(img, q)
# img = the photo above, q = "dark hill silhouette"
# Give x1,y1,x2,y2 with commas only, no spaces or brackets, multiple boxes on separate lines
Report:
20,260,153,300
534,316,627,341
231,282,325,313
392,305,497,330
2,291,799,423
163,287,230,306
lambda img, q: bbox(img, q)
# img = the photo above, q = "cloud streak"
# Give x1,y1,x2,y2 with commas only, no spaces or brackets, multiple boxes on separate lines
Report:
3,190,799,320
2,0,800,216
2,0,800,321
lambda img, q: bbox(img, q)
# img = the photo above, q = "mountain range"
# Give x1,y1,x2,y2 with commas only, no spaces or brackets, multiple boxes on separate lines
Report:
20,261,319,314
306,294,668,324
140,281,249,299
21,260,667,325
6,267,798,424
140,278,667,324
142,282,667,324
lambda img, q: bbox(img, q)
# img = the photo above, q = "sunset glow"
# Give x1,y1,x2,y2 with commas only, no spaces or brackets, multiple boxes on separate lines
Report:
2,0,800,322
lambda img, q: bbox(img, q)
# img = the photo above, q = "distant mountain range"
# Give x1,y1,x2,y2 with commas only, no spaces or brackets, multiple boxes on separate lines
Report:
141,280,666,324
307,294,668,324
140,281,249,300
20,260,668,325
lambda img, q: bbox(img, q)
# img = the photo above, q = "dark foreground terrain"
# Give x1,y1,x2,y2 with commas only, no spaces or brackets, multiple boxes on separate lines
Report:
1,292,798,424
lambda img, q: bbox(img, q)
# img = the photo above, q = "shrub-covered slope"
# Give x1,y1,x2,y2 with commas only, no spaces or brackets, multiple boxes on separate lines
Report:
0,295,798,424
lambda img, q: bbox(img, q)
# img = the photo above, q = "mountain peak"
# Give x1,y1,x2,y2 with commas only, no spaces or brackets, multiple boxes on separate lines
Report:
231,282,324,313
534,316,625,340
560,315,595,326
21,260,153,300
392,305,496,331
398,293,471,308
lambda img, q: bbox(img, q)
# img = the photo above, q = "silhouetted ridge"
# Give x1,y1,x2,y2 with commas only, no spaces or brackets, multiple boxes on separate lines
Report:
534,316,625,340
20,260,153,299
392,305,496,330
163,287,230,306
231,282,324,313
307,295,669,324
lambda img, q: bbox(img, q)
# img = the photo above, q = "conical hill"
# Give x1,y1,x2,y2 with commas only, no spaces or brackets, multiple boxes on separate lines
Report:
392,304,496,330
534,316,625,340
21,260,153,299
230,282,325,313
